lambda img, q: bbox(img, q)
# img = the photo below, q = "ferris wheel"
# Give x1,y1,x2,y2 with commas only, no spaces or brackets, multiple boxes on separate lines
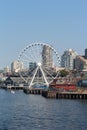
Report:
18,42,60,89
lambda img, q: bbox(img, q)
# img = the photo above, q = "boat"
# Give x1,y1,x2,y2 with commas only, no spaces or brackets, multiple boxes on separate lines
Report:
11,90,15,94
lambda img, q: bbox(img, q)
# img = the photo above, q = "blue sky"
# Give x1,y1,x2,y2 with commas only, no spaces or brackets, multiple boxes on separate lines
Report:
0,0,87,69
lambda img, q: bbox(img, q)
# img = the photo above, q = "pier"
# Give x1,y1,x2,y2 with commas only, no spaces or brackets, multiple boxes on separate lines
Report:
42,90,87,99
23,87,87,99
23,87,43,94
1,85,24,90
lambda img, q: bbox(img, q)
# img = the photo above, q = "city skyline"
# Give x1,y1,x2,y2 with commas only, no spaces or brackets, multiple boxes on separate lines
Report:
0,0,87,69
2,47,87,72
1,44,87,71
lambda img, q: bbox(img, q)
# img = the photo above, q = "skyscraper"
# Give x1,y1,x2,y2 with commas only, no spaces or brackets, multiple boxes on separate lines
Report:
74,55,87,71
42,45,53,68
61,49,77,70
85,49,87,58
11,61,23,72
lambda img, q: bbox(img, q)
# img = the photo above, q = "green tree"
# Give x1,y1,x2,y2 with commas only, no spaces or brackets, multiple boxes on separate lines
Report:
60,70,69,77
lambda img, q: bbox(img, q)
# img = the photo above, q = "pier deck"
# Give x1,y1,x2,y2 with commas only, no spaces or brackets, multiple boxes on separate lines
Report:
42,90,87,99
23,87,43,94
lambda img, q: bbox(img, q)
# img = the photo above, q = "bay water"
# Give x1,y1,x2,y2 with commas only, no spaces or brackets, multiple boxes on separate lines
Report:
0,89,87,130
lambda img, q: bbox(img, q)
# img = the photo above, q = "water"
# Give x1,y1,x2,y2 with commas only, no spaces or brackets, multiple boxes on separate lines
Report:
0,89,87,130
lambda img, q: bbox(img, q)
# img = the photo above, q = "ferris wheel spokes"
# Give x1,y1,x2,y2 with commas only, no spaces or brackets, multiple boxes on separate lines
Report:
42,66,55,79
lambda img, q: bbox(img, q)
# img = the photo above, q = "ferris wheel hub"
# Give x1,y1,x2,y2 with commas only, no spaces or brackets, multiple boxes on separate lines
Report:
38,62,42,66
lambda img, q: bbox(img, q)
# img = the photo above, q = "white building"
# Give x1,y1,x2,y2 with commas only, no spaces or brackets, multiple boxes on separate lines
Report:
11,61,23,72
61,49,77,70
4,66,10,73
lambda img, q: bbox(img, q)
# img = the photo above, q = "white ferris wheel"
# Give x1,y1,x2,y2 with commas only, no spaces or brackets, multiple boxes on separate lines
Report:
18,42,60,89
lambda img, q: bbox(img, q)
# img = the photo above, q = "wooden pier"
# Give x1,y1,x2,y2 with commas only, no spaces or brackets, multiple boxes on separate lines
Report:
23,87,87,99
23,87,43,94
42,90,87,99
1,85,24,90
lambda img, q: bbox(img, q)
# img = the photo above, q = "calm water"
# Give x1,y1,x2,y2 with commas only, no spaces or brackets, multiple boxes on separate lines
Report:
0,89,87,130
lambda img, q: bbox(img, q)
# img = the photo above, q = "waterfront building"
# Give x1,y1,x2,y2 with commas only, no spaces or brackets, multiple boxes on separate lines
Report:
42,45,53,68
11,61,23,72
74,55,87,71
61,49,77,70
4,77,14,85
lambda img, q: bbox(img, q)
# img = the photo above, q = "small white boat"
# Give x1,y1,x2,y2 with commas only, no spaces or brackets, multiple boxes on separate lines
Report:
11,90,15,94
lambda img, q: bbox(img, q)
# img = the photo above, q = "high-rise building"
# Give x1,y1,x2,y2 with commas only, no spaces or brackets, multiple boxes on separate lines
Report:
42,45,53,68
82,49,87,59
74,55,87,71
11,61,23,72
85,49,87,59
61,49,77,70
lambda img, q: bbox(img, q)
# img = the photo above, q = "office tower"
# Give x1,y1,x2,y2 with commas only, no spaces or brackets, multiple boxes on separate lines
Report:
11,61,23,72
61,49,77,70
85,49,87,58
74,55,87,71
42,45,53,68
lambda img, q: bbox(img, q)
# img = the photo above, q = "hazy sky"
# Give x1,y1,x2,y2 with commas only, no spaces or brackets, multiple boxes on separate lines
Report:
0,0,87,69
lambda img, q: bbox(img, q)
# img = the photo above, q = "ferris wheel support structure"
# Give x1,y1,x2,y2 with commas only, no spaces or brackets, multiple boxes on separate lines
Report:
29,63,49,89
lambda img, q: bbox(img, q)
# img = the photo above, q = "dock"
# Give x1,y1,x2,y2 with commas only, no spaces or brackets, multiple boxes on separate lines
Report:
42,90,87,99
23,87,87,99
1,85,24,90
23,87,43,94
